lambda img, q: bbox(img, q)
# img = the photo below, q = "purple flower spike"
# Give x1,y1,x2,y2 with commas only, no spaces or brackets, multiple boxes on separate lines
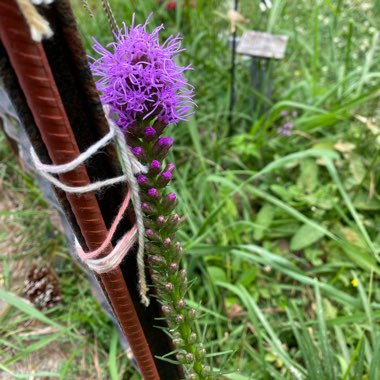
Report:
89,15,194,130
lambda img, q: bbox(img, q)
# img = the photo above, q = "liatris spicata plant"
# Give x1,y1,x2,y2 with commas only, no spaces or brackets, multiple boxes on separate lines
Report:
90,15,211,379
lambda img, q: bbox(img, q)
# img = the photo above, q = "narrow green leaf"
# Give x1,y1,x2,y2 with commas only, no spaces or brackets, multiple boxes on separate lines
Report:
290,224,325,251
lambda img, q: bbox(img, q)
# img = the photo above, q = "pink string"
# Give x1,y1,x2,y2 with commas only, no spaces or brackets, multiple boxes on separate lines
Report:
76,188,136,265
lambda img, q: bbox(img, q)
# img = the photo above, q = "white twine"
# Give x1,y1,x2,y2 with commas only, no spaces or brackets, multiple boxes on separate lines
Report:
16,0,54,42
105,112,150,306
30,109,150,306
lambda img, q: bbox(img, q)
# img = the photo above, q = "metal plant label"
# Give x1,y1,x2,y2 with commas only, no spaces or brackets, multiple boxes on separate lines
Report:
237,31,288,59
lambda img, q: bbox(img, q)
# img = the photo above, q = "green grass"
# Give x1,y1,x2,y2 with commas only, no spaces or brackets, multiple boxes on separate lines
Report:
1,0,380,378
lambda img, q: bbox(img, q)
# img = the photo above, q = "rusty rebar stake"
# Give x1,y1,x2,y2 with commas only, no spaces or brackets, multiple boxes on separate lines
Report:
0,2,181,378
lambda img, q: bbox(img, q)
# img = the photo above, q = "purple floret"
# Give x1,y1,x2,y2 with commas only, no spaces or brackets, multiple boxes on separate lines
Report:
89,14,194,130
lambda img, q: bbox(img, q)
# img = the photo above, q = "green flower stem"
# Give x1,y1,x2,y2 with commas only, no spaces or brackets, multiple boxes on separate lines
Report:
129,126,211,379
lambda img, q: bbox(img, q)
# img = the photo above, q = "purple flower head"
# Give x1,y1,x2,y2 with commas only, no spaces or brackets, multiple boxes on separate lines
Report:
277,122,294,136
90,14,194,130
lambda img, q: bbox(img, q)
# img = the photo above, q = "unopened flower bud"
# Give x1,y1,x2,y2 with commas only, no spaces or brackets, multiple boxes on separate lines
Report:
176,352,185,362
149,160,161,175
145,242,161,255
202,366,211,376
189,332,197,344
189,374,199,380
189,308,197,319
165,163,175,173
153,137,173,160
144,126,156,141
161,305,172,315
145,229,159,241
163,237,172,248
173,242,184,259
151,273,164,285
173,338,184,347
157,171,172,187
176,314,184,323
148,255,165,265
164,214,181,232
156,215,166,226
137,174,152,188
177,298,185,308
179,268,187,281
185,353,194,363
148,188,160,199
141,202,157,215
162,192,177,212
169,262,178,273
132,146,144,158
165,282,174,291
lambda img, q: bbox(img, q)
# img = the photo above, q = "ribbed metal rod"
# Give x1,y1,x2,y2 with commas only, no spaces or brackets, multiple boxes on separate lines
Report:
0,2,160,378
